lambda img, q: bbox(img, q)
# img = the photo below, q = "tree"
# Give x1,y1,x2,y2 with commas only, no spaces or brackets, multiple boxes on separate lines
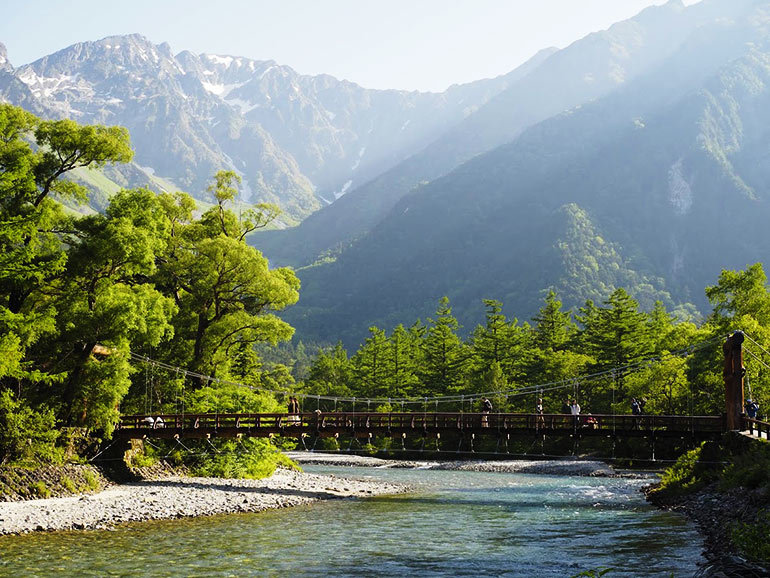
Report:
384,324,422,399
576,289,654,408
0,105,133,387
468,300,528,395
695,264,770,415
352,327,389,398
303,343,355,407
419,297,468,395
532,290,576,351
30,189,176,432
156,176,300,382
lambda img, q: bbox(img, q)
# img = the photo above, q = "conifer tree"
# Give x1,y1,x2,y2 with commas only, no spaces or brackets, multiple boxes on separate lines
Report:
420,297,468,395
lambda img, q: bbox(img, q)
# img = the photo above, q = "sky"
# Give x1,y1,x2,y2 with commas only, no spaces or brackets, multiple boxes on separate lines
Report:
1,0,702,92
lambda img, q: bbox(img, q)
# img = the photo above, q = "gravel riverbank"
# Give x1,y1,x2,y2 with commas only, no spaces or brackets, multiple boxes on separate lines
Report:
0,468,408,535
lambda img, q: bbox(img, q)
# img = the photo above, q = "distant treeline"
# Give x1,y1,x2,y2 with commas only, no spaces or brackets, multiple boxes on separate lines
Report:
298,274,769,420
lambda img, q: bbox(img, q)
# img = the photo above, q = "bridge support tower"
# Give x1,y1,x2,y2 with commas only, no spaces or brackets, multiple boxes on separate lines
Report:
723,331,745,431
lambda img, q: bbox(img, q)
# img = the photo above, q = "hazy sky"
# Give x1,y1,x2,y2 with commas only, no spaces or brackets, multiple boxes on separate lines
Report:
2,0,701,92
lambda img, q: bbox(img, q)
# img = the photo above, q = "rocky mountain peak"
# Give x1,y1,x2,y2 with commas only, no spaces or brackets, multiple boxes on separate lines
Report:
0,42,8,68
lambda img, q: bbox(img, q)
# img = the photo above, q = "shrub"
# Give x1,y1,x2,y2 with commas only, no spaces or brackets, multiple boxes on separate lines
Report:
30,481,50,498
191,438,297,479
61,476,77,493
653,442,722,497
82,469,100,491
0,390,61,466
720,443,770,492
732,509,770,565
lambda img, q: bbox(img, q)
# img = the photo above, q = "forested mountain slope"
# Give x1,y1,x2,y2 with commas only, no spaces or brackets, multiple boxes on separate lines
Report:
287,1,770,347
256,0,753,266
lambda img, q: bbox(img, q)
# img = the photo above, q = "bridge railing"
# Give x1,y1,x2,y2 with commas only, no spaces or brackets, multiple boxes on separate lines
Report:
744,417,770,440
118,412,724,435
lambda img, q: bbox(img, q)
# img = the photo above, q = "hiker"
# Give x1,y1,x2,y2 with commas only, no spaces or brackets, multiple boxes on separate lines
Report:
746,399,760,419
481,397,493,427
570,399,581,430
535,398,545,430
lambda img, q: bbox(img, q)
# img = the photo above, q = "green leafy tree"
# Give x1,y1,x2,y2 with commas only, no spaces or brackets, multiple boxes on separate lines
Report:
302,342,355,404
0,104,132,387
694,264,770,415
32,189,176,433
156,175,300,382
0,390,59,465
384,324,422,399
532,290,575,351
352,327,389,398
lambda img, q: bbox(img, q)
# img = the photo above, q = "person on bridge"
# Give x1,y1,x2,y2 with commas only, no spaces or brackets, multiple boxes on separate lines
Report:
570,399,581,431
535,398,545,430
746,399,759,419
481,397,493,427
631,398,641,429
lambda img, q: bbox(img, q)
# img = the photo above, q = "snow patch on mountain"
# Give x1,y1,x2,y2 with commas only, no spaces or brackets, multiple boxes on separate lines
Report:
201,81,245,97
351,147,366,170
226,97,259,114
334,180,353,199
206,54,234,67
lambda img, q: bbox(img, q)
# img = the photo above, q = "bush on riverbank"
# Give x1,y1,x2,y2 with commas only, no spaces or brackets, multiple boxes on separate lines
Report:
189,438,297,479
0,391,62,466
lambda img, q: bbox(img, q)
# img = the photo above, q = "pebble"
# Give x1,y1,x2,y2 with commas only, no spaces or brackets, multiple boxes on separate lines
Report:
0,468,409,535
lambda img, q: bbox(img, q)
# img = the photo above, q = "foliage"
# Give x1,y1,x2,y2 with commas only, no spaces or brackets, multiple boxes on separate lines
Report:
719,442,770,492
29,480,51,498
732,509,770,565
0,390,61,465
0,106,301,473
190,438,297,479
652,446,709,497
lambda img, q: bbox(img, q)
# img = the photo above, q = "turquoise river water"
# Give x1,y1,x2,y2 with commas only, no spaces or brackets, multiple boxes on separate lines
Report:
0,466,704,577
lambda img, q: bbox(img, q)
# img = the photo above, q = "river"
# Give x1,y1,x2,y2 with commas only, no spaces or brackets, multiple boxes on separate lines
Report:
0,466,703,577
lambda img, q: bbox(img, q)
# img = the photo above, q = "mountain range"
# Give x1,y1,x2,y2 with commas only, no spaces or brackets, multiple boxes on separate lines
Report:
0,34,526,222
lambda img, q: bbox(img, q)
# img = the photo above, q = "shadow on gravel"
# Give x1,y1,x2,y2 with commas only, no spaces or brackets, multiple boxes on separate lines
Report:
131,479,374,500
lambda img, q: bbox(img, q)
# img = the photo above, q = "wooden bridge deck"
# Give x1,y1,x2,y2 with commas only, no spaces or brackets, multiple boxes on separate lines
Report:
116,412,728,441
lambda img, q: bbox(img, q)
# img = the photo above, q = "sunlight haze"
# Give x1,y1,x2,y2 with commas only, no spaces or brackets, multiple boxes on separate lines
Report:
2,0,702,91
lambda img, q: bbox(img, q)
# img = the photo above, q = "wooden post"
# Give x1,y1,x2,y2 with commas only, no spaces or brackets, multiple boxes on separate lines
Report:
723,331,746,430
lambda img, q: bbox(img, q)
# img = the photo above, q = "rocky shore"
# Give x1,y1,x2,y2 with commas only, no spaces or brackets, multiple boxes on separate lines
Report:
0,467,408,535
646,483,770,577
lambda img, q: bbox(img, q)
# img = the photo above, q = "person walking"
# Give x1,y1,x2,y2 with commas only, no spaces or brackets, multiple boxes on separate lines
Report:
570,399,581,431
536,398,545,430
631,397,641,430
481,397,493,427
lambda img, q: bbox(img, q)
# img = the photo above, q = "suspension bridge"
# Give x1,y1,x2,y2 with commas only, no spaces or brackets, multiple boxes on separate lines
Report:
113,331,770,447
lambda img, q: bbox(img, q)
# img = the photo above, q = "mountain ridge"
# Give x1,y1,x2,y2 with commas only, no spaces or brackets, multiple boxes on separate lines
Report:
0,33,519,221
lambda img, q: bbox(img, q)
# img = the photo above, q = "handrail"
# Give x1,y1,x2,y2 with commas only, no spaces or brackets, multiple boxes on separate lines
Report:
117,412,725,434
744,417,770,440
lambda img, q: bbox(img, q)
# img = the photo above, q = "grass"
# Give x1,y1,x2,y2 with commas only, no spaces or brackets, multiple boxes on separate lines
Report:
30,481,50,498
61,476,77,493
82,469,100,491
